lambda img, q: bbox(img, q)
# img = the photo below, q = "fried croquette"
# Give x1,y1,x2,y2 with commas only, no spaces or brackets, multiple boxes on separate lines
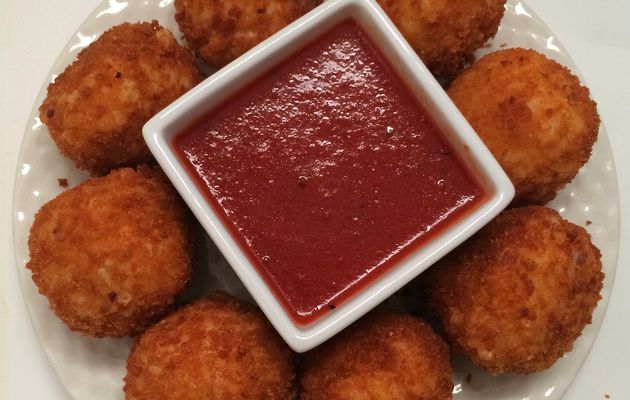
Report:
39,21,202,175
174,0,320,68
26,167,194,337
377,0,506,80
124,291,296,400
300,311,453,400
423,206,603,374
448,48,600,205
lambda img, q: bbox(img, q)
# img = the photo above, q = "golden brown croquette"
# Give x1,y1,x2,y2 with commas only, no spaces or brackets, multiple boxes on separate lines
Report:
174,0,320,68
377,0,506,80
124,291,296,400
27,167,194,337
423,206,603,374
39,21,202,175
448,48,600,205
300,311,453,400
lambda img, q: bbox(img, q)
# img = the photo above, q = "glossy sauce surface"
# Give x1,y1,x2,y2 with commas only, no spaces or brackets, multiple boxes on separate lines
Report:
174,21,482,324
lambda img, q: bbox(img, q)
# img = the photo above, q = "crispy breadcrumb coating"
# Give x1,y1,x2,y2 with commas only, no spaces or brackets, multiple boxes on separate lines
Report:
26,167,194,337
174,0,320,68
377,0,506,80
39,21,202,175
448,48,600,205
124,291,296,400
423,206,603,374
300,311,453,400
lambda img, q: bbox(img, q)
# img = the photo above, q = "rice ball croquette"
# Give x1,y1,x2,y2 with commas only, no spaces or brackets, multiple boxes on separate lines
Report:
174,0,320,68
124,291,296,400
26,167,194,337
377,0,506,80
39,21,202,176
300,311,453,400
423,206,603,374
448,48,600,205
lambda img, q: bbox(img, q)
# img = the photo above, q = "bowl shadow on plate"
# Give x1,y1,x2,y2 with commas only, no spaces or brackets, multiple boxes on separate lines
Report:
177,224,253,305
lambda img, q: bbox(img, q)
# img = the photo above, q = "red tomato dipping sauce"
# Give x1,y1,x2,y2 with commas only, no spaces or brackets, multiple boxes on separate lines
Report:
174,20,484,324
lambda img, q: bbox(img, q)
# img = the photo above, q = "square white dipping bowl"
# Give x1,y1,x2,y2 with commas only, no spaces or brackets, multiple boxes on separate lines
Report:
143,0,514,352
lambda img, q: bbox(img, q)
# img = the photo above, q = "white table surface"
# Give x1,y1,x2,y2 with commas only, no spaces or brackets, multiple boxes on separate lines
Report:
1,0,628,399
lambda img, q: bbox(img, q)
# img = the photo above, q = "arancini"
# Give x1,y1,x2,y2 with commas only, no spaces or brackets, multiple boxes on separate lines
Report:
39,21,202,175
27,166,194,337
423,206,603,374
124,291,296,400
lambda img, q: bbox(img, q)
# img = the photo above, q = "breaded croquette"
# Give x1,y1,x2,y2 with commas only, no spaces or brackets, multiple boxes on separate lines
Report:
300,311,453,400
40,21,202,175
448,48,600,205
423,206,603,374
377,0,506,80
26,167,194,337
174,0,320,68
124,291,296,400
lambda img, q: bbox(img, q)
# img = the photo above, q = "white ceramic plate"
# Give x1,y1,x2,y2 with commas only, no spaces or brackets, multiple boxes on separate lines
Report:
11,0,619,399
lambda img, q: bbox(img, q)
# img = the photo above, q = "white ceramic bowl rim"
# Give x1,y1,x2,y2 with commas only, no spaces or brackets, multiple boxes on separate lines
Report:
143,0,514,352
